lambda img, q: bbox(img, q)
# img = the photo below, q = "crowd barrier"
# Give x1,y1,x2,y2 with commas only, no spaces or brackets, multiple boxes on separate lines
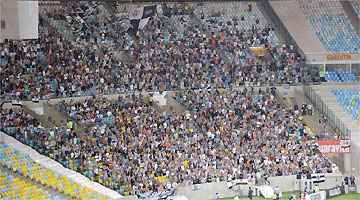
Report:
0,85,304,105
0,131,124,200
174,173,343,200
305,191,326,200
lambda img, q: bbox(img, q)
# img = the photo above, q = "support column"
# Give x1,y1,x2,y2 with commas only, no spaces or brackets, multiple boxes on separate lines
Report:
344,153,352,176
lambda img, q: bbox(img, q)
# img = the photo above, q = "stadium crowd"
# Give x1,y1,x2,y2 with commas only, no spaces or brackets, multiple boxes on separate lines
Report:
1,88,333,195
0,1,330,197
0,1,318,101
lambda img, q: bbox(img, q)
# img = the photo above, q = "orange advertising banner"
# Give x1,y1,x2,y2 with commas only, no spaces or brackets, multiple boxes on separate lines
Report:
326,53,352,61
317,140,350,154
250,47,267,57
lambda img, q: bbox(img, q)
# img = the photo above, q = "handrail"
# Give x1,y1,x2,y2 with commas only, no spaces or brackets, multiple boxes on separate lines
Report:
303,85,351,140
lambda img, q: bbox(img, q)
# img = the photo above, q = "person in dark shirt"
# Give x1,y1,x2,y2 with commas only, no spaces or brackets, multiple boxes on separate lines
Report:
248,187,253,200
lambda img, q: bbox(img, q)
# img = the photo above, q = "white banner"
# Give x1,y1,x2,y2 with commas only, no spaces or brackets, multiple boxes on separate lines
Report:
129,7,144,20
305,191,326,200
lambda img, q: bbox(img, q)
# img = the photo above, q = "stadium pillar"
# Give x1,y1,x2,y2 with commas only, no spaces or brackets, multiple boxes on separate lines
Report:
344,153,352,176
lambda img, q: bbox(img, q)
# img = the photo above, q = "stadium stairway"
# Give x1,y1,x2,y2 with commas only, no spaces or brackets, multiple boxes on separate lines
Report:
269,0,326,60
22,105,53,129
159,92,188,114
311,84,359,175
313,85,357,132
293,88,338,139
22,102,67,129
45,103,68,127
275,87,337,139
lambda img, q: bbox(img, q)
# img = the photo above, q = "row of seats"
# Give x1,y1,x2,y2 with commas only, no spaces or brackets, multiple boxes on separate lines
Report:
0,169,64,200
332,89,360,121
298,0,360,52
0,144,108,200
325,71,357,82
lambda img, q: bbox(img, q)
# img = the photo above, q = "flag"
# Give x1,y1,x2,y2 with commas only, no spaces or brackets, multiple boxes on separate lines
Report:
127,5,157,35
311,173,326,183
129,7,144,20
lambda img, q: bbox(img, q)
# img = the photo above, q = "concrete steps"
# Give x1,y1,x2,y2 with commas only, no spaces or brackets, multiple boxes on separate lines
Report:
22,102,68,129
45,103,67,127
293,88,337,138
162,92,188,114
312,84,359,139
22,105,52,128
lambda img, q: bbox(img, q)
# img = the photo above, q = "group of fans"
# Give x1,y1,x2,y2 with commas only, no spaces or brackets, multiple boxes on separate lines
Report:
0,2,319,101
1,88,333,195
0,1,330,197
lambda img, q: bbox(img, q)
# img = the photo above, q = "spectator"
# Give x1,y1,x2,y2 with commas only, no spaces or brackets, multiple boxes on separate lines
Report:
0,1,328,196
248,187,253,200
0,2,317,101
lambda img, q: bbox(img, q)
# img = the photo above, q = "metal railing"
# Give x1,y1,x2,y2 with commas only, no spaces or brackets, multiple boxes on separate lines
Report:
303,85,351,140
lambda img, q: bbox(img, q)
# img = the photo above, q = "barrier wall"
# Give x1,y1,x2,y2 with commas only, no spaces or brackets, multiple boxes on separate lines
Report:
175,173,343,200
0,131,124,200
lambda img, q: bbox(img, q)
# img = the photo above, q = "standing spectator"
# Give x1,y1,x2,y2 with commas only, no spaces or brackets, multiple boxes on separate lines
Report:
350,176,356,186
248,187,253,200
307,104,313,115
274,186,280,200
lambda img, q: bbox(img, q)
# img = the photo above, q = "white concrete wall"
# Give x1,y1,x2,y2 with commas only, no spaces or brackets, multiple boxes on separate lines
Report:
0,0,38,41
0,0,19,41
17,1,38,39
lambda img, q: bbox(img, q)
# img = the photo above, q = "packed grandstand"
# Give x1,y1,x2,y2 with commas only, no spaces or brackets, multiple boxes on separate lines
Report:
0,1,359,200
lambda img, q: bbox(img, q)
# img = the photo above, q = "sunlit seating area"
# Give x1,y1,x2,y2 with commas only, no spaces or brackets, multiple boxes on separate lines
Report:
332,89,360,121
298,0,360,52
0,143,108,200
325,71,357,82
